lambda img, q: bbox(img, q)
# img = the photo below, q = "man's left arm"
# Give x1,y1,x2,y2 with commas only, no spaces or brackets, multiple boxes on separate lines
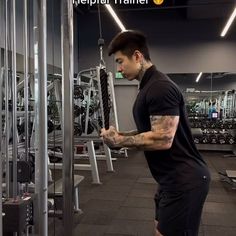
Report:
101,115,179,151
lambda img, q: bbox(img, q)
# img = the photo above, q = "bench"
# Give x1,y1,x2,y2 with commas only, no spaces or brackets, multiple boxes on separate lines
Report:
48,175,84,214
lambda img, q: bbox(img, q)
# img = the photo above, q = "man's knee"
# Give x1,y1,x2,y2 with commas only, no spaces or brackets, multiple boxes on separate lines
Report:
155,228,163,236
154,220,163,236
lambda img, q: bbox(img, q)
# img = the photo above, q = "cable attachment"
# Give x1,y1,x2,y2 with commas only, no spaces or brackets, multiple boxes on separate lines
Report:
98,38,105,68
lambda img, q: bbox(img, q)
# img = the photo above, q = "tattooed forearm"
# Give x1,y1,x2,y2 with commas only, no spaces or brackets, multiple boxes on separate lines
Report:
118,130,139,136
101,116,179,151
116,132,173,150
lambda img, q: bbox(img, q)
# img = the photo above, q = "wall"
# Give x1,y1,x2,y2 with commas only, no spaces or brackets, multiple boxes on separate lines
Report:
77,7,236,130
77,9,236,73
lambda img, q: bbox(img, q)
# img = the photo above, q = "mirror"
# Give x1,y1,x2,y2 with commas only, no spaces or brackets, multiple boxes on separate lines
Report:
168,72,236,150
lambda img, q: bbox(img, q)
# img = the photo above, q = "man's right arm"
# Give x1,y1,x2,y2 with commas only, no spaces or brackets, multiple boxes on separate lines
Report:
118,130,139,136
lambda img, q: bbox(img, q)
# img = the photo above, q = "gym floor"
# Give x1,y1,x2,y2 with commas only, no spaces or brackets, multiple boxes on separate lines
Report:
49,150,236,236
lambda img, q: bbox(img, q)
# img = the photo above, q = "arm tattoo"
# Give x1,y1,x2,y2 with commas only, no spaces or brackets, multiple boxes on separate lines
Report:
150,116,177,132
109,116,179,151
118,130,139,136
119,133,145,147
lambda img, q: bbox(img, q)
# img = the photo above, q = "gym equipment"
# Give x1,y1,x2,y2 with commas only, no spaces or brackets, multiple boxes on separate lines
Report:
99,68,112,130
48,175,84,216
217,134,227,144
74,104,81,117
226,134,235,144
74,122,83,136
48,120,55,134
81,115,94,135
18,121,33,136
3,197,34,234
209,134,217,144
9,161,33,183
74,84,84,100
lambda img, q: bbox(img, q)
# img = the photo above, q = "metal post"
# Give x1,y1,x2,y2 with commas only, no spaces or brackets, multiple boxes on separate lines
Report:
23,0,29,163
54,79,63,122
11,0,18,200
86,141,101,184
0,61,3,236
61,0,74,234
0,5,4,234
34,0,48,235
4,0,10,199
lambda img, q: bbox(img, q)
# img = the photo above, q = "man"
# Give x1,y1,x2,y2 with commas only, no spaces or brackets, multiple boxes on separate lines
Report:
100,30,210,236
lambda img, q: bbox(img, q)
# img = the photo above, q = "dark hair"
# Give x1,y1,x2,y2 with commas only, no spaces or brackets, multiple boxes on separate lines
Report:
108,30,151,61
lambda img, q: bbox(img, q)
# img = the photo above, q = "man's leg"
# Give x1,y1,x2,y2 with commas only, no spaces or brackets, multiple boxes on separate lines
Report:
154,188,164,236
154,220,163,236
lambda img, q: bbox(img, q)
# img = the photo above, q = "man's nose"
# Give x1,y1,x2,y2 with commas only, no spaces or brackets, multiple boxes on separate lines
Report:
117,65,122,73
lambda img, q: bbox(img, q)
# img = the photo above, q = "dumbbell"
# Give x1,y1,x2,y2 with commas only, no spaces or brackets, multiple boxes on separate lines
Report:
217,134,227,144
209,134,217,144
201,121,209,129
201,135,209,144
225,121,233,129
194,137,201,144
210,121,217,129
226,134,235,144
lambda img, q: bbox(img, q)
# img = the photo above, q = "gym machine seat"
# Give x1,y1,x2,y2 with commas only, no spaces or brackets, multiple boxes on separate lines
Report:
48,175,84,214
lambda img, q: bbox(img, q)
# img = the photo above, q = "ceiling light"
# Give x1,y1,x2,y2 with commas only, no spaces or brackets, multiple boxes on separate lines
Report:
221,7,236,37
196,72,203,83
105,4,126,31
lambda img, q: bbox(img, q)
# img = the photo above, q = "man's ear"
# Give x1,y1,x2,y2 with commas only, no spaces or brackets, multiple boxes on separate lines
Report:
133,50,143,62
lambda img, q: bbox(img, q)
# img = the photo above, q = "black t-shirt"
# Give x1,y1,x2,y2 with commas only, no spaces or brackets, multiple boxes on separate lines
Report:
133,65,210,191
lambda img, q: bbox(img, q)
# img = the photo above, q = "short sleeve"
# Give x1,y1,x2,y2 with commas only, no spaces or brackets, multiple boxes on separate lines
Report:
146,81,181,116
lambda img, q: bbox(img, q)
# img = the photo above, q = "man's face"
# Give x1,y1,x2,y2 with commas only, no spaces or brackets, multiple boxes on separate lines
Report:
114,51,142,81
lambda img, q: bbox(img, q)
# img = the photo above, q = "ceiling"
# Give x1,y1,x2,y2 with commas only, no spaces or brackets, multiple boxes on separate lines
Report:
74,0,236,20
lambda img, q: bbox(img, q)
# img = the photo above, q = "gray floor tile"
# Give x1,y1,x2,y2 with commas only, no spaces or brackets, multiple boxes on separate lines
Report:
103,234,134,236
79,210,117,225
50,150,236,236
122,197,155,208
206,193,235,203
137,177,156,184
132,182,157,190
105,178,137,186
115,207,154,221
203,202,236,214
203,225,236,236
106,219,155,236
90,191,128,201
129,187,156,198
208,186,228,194
202,212,236,227
73,224,108,236
82,199,121,212
92,184,132,193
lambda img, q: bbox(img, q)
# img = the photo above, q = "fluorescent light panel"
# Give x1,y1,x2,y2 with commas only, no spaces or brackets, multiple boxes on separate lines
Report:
105,4,126,31
196,72,203,83
221,7,236,37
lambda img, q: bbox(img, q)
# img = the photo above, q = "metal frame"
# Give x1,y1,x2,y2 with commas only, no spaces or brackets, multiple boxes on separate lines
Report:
61,0,74,234
11,0,18,200
23,0,29,164
34,0,48,235
4,0,10,199
0,60,3,236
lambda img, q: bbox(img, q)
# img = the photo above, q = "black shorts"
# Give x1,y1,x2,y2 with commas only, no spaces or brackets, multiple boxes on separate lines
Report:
154,181,209,236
